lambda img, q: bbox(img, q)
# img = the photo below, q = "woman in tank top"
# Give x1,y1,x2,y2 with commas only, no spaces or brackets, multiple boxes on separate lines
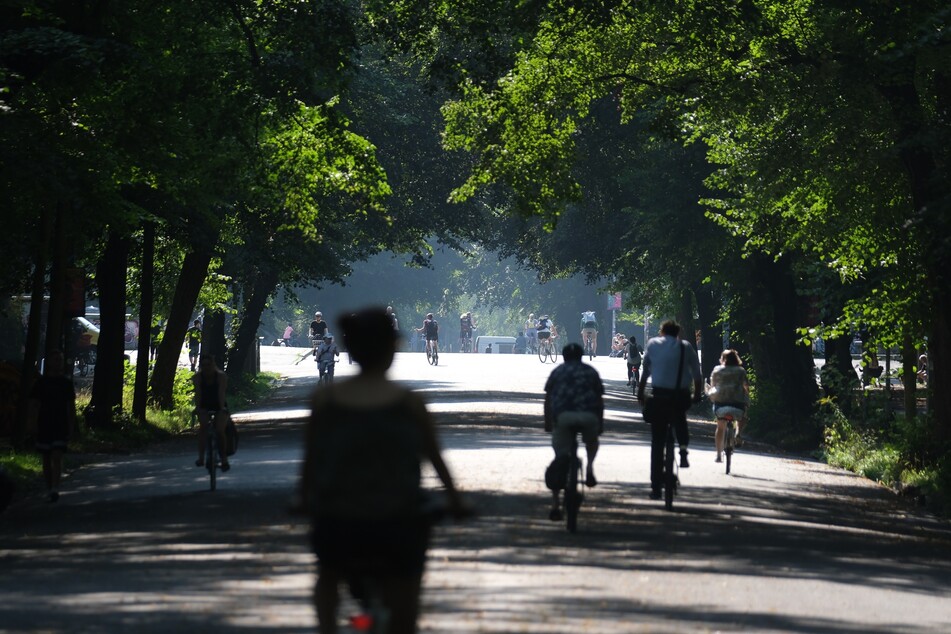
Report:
300,308,466,633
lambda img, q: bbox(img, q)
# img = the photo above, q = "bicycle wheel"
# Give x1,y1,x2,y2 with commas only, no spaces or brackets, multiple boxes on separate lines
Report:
207,427,217,492
426,345,434,365
724,421,735,475
549,344,558,363
664,425,675,510
538,341,547,363
432,346,439,366
565,454,580,533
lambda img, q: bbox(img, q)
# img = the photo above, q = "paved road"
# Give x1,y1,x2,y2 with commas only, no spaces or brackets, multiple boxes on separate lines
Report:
2,347,950,633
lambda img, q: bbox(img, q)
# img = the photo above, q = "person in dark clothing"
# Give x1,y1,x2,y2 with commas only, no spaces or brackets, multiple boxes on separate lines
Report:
30,350,76,502
186,319,202,371
543,343,604,520
299,308,466,634
193,354,230,472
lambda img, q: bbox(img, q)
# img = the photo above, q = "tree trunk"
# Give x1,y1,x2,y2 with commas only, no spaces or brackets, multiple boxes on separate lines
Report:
226,269,279,388
744,254,819,444
13,206,53,449
87,231,131,428
880,81,950,440
132,222,155,423
694,284,719,379
203,308,227,366
149,248,214,409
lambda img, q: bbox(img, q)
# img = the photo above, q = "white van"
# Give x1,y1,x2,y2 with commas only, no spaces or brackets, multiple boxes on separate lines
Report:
475,335,517,354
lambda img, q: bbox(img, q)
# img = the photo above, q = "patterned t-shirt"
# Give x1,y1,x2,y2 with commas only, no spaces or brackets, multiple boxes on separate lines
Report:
544,360,604,418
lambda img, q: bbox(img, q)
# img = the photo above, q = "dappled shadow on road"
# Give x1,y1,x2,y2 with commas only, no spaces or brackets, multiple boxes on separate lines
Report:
420,482,951,633
0,484,316,633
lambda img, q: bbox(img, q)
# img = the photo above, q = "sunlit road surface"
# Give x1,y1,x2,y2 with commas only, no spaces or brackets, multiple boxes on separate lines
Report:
2,346,950,633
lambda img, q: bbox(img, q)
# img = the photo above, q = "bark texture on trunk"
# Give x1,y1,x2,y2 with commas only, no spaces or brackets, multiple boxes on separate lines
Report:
149,249,214,409
87,231,131,428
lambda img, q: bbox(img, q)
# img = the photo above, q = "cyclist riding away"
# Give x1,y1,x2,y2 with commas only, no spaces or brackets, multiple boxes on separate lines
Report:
536,315,552,348
544,343,604,521
708,349,750,462
417,313,439,357
316,334,341,383
626,335,642,386
580,310,599,357
459,312,476,352
637,320,702,500
193,354,230,472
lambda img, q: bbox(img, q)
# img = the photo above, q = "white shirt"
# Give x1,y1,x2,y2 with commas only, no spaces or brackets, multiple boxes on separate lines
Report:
642,335,702,390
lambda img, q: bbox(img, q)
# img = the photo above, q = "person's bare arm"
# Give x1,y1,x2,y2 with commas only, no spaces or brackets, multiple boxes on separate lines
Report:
410,395,465,515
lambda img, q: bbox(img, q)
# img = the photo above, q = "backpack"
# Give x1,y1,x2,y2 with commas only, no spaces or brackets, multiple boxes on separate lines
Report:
537,318,550,330
582,311,596,326
425,319,438,337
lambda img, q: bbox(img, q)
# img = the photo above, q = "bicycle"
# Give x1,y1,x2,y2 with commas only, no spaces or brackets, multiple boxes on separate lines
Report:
583,335,594,360
537,337,558,363
202,410,224,491
460,330,474,354
426,340,439,365
629,366,641,396
563,429,585,533
715,406,744,475
318,358,336,385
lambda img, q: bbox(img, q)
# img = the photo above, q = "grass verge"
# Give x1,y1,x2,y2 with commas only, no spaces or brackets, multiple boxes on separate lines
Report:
0,368,280,505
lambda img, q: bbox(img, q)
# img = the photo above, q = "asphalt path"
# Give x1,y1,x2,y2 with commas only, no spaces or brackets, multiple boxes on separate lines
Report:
2,347,950,633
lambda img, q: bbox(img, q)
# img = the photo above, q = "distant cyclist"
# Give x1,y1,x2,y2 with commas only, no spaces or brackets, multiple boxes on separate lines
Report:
708,349,750,461
536,315,553,349
524,313,538,353
580,310,599,357
316,334,340,383
626,335,642,386
416,313,439,356
310,312,329,343
459,312,476,352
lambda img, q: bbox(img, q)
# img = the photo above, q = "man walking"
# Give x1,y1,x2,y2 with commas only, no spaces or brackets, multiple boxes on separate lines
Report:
544,343,604,521
637,320,702,500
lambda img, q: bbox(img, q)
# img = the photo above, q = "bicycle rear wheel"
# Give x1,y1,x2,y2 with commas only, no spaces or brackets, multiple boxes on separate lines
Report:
426,345,434,365
207,430,217,492
538,341,547,363
565,454,581,533
725,421,735,475
664,425,675,510
550,344,559,363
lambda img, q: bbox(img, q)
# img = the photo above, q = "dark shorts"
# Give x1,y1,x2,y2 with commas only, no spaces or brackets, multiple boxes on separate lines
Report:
311,516,430,578
537,332,551,340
